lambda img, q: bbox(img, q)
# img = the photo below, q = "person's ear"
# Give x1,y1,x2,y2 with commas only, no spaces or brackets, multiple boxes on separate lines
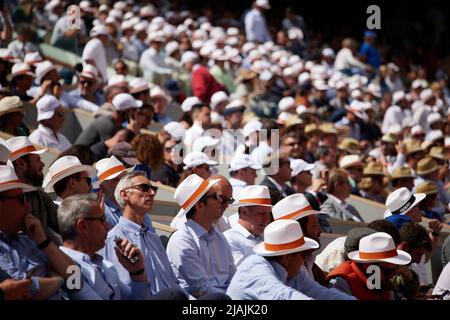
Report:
14,158,27,176
76,219,88,234
120,189,130,204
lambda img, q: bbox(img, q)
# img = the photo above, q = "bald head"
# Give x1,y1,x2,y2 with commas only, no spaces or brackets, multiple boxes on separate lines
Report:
209,175,233,212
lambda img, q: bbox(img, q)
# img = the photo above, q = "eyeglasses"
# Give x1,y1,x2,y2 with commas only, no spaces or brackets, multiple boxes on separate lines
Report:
124,183,158,194
220,196,234,205
0,193,26,205
201,192,222,202
76,176,91,185
80,80,94,85
83,215,107,223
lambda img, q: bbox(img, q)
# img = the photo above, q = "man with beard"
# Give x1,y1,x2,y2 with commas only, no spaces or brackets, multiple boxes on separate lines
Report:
327,232,412,300
7,136,60,238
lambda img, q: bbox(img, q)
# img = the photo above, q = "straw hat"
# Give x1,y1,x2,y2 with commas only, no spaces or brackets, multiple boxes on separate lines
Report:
95,156,127,184
384,187,426,217
339,154,364,169
0,96,24,117
7,136,47,162
253,219,319,257
390,166,414,180
416,157,439,176
42,156,97,193
429,146,446,161
272,193,321,221
347,232,411,265
415,181,438,195
338,138,361,154
0,165,36,193
231,185,272,208
363,162,384,176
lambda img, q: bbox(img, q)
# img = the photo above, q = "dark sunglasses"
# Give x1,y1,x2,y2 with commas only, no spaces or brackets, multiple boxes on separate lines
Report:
83,215,107,223
220,196,234,205
124,183,158,193
0,193,26,205
80,80,94,85
201,192,222,202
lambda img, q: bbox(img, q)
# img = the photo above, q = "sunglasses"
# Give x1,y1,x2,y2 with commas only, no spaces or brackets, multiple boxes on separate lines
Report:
124,183,158,194
0,193,26,205
83,215,107,223
80,80,94,85
201,192,222,202
220,196,234,205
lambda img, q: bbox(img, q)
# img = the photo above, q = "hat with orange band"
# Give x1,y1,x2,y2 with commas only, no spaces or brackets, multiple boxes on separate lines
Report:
95,156,128,184
254,220,319,256
272,193,322,221
171,174,220,227
231,185,273,208
347,232,411,265
7,136,47,162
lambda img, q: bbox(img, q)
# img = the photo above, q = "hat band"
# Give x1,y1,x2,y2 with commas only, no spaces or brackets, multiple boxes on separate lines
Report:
0,179,21,186
99,165,126,182
359,249,398,260
277,205,313,220
51,164,85,181
9,145,37,159
131,84,149,94
81,70,97,78
264,236,305,252
181,179,210,209
239,198,272,205
391,195,416,215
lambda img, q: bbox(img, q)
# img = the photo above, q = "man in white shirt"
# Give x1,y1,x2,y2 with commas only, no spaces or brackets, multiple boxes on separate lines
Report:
334,38,370,74
382,91,411,134
184,103,213,150
29,95,72,152
244,0,272,43
229,154,261,201
82,25,109,86
139,32,172,86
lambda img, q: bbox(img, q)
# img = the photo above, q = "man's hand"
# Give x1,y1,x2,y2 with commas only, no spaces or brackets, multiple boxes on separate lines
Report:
311,178,326,193
114,238,145,274
0,279,32,300
24,214,47,244
428,219,443,234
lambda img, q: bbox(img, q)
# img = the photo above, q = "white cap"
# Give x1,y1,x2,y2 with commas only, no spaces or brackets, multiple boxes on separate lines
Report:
163,122,185,140
243,120,263,137
192,136,221,153
411,125,425,136
313,80,328,91
210,91,229,111
278,96,296,112
339,154,364,169
425,130,444,142
322,48,335,58
392,91,406,105
90,25,108,37
230,153,261,171
290,159,316,177
24,52,43,65
45,0,62,12
112,93,143,111
427,112,442,125
183,151,217,169
150,86,169,103
165,41,179,56
388,124,403,135
298,72,311,85
420,88,434,102
223,99,245,115
180,51,199,65
368,83,381,98
36,95,61,121
80,64,99,80
181,96,202,112
129,78,149,94
107,75,128,88
259,70,273,81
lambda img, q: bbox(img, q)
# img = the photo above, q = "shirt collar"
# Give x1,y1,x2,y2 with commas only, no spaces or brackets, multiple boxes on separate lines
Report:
104,196,121,211
118,216,150,235
229,177,248,187
60,246,98,264
328,193,345,205
267,176,284,193
234,222,262,241
186,219,216,240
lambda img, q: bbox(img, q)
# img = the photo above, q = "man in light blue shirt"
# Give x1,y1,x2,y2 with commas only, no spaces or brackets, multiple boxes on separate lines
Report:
103,171,187,298
244,0,272,43
223,185,272,266
57,194,154,300
167,174,236,297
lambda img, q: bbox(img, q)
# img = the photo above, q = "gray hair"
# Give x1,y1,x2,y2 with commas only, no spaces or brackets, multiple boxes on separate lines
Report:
57,193,99,241
114,170,147,209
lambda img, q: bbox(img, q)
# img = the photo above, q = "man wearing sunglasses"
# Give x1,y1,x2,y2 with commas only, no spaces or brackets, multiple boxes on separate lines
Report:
0,165,79,300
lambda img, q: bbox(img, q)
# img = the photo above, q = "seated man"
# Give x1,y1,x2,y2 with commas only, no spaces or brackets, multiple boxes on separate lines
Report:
58,194,183,300
227,219,321,300
167,174,236,297
327,232,412,300
223,185,272,266
0,165,78,299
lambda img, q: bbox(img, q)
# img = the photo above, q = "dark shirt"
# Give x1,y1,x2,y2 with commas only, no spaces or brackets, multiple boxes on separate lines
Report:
76,115,119,146
152,163,180,188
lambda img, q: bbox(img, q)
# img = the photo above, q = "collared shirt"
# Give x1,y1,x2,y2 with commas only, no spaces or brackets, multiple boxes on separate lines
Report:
166,219,236,295
184,122,205,150
324,194,364,223
61,88,103,113
0,231,48,296
103,196,155,231
139,47,172,85
226,254,310,300
244,9,271,43
223,223,263,267
103,217,180,295
60,246,151,300
29,124,72,152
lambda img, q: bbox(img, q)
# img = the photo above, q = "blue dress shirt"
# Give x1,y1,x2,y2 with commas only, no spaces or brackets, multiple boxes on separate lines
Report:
223,223,263,266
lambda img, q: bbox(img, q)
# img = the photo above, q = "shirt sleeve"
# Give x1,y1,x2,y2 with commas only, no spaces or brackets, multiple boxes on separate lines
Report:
328,276,354,296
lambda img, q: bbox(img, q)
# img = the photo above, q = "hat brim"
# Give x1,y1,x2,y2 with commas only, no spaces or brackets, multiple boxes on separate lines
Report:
43,165,97,193
230,201,273,209
171,178,221,224
254,236,319,257
0,182,36,193
417,166,440,176
384,192,426,217
347,249,411,265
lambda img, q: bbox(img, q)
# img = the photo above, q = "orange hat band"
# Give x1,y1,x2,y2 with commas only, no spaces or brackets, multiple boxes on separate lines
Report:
239,198,271,205
99,165,126,182
181,179,210,209
10,145,37,159
277,205,314,220
265,236,305,252
51,165,84,181
0,180,21,186
359,249,398,260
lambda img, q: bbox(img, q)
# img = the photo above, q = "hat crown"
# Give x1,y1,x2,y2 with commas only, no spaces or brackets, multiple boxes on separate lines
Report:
264,220,303,247
416,181,438,194
385,187,414,212
7,136,34,152
174,174,206,207
272,193,313,220
183,151,212,168
0,165,19,184
36,95,60,120
364,162,384,175
112,93,141,111
417,157,438,175
230,154,260,171
391,166,413,179
192,136,219,153
359,232,396,254
181,96,202,112
48,156,83,177
339,154,362,168
95,156,125,176
237,185,270,202
0,96,23,111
